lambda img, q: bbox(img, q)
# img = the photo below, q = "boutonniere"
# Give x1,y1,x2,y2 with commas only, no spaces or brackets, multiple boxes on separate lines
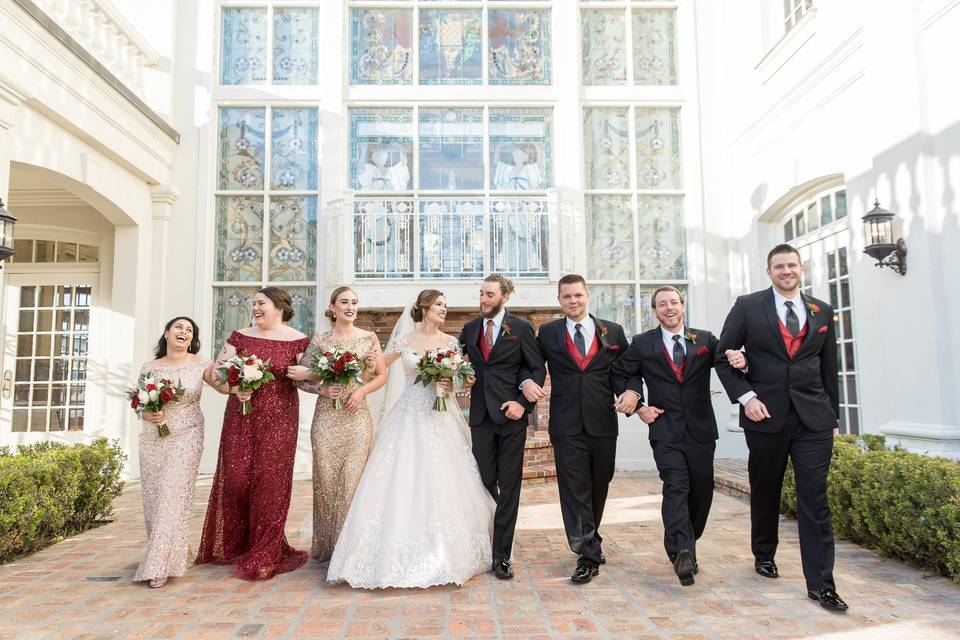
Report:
597,320,609,340
806,302,820,317
684,330,698,343
696,345,709,356
500,323,511,338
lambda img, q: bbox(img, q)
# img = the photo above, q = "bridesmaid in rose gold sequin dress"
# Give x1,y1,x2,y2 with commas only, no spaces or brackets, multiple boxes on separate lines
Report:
196,288,311,581
288,287,388,562
134,317,223,589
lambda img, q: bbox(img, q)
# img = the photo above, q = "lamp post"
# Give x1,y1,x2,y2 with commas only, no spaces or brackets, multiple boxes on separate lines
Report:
0,198,16,263
861,199,906,275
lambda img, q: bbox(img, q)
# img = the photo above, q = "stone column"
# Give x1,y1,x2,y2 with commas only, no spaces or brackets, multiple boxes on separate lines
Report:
149,185,178,327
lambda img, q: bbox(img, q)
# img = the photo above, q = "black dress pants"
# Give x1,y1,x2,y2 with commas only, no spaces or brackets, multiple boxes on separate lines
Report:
471,417,527,562
651,431,715,561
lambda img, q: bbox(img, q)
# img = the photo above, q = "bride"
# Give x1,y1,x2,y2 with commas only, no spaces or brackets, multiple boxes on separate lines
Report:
327,289,495,589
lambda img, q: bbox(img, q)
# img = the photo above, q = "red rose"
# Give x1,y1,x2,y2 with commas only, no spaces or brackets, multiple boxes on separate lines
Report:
145,383,156,391
436,354,443,362
130,396,140,409
343,352,355,362
227,366,241,386
324,352,333,357
245,358,254,365
160,387,175,403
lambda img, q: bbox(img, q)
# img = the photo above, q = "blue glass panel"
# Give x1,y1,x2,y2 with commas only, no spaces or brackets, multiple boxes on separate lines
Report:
488,10,551,85
271,108,319,190
218,108,266,190
419,200,485,278
354,199,415,278
350,108,413,191
273,8,319,85
351,9,413,84
221,8,267,85
489,108,552,190
419,108,484,191
489,199,548,277
419,10,482,85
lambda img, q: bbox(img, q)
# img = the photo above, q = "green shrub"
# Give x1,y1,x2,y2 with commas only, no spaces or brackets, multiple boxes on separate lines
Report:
0,438,126,563
780,435,960,583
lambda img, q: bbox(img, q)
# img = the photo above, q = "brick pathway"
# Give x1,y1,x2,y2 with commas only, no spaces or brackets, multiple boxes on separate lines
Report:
1,472,959,640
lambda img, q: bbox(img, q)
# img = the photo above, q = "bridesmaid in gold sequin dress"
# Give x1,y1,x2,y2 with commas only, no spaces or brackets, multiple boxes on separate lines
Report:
288,287,387,561
135,316,224,588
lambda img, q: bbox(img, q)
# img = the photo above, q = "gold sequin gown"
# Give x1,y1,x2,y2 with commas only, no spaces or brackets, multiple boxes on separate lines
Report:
297,332,377,561
133,358,209,583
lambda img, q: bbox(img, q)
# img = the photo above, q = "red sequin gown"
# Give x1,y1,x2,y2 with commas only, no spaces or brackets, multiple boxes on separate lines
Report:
196,331,311,580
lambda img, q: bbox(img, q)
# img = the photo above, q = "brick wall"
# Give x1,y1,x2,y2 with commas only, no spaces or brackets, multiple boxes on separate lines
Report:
354,307,563,435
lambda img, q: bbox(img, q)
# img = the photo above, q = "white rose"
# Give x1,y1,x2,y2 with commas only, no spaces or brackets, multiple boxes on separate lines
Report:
138,390,150,404
440,357,453,368
242,364,263,381
148,389,159,402
451,353,463,364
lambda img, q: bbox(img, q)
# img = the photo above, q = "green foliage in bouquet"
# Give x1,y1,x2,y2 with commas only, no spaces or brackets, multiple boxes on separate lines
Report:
780,434,960,583
0,439,126,563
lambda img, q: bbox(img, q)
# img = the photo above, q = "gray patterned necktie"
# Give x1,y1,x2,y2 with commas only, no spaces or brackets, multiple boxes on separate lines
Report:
574,323,587,357
672,334,684,366
785,301,800,336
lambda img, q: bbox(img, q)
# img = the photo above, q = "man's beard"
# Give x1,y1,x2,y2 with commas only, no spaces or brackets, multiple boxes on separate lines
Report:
482,302,503,319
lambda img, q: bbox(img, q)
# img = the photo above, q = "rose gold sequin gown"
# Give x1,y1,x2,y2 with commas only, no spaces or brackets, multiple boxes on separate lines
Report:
196,331,311,580
133,358,209,583
296,332,377,561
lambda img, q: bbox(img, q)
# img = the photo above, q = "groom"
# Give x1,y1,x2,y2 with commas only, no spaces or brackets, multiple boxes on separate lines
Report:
460,274,546,580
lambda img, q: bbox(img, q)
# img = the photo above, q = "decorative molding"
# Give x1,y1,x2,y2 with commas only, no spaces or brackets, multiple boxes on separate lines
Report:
7,188,89,207
879,421,960,442
9,0,179,143
150,185,179,206
758,173,846,223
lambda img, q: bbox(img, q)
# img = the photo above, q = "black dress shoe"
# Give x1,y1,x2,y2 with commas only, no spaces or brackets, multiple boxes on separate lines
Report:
673,550,696,586
599,552,606,565
492,559,513,580
808,589,849,611
571,562,599,584
754,559,779,578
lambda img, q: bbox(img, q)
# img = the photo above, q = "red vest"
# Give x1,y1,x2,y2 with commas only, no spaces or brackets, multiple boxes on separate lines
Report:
479,322,494,361
778,317,808,359
662,343,686,383
564,329,600,370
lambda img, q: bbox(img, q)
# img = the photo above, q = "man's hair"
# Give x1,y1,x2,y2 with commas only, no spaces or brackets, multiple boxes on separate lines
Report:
767,243,802,266
650,286,685,309
557,273,587,294
484,273,515,296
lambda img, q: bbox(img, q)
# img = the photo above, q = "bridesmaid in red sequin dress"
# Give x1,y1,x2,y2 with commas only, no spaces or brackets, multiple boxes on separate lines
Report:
196,287,311,580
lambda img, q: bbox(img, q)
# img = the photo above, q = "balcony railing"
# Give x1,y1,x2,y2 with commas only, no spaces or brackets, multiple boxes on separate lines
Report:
353,197,550,280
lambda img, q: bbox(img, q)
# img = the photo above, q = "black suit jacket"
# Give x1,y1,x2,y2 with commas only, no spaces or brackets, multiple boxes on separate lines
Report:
536,316,628,438
610,326,720,443
714,288,839,432
460,313,546,426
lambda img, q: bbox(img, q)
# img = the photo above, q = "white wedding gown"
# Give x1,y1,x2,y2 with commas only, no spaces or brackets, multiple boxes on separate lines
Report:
326,337,495,589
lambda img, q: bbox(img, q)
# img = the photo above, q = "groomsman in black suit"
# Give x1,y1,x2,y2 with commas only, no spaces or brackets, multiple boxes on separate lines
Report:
521,274,629,583
610,286,720,586
715,244,848,611
460,274,546,580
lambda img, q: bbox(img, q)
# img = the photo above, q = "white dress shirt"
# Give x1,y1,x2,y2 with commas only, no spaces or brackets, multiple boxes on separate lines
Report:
661,325,686,360
482,308,506,346
566,315,596,354
737,290,806,406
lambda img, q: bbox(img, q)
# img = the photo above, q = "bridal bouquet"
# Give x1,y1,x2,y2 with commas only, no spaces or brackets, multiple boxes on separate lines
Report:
127,373,185,437
312,349,364,410
414,347,475,412
217,353,275,415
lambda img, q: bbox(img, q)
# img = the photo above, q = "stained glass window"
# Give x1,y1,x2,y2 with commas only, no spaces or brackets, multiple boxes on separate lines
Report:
273,8,319,85
632,9,677,85
269,197,317,281
583,108,630,189
488,10,551,85
490,199,548,277
489,109,552,190
419,10,483,85
586,196,634,280
636,107,682,190
271,108,319,191
636,196,685,279
221,9,267,85
218,108,266,190
581,10,627,85
591,285,636,333
350,108,413,191
419,200,485,278
354,199,415,278
215,197,263,282
351,8,414,84
418,108,484,190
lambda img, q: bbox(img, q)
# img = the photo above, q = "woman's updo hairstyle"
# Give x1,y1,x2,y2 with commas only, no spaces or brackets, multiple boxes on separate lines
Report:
257,286,295,322
325,286,356,323
410,289,444,323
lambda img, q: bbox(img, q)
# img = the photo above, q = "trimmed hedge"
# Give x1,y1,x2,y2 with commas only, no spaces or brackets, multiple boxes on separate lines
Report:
781,435,960,583
0,438,126,563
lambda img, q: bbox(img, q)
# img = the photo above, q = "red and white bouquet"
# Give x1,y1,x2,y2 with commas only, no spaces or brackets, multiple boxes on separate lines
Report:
127,373,185,437
217,353,275,415
414,346,475,411
312,349,364,410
